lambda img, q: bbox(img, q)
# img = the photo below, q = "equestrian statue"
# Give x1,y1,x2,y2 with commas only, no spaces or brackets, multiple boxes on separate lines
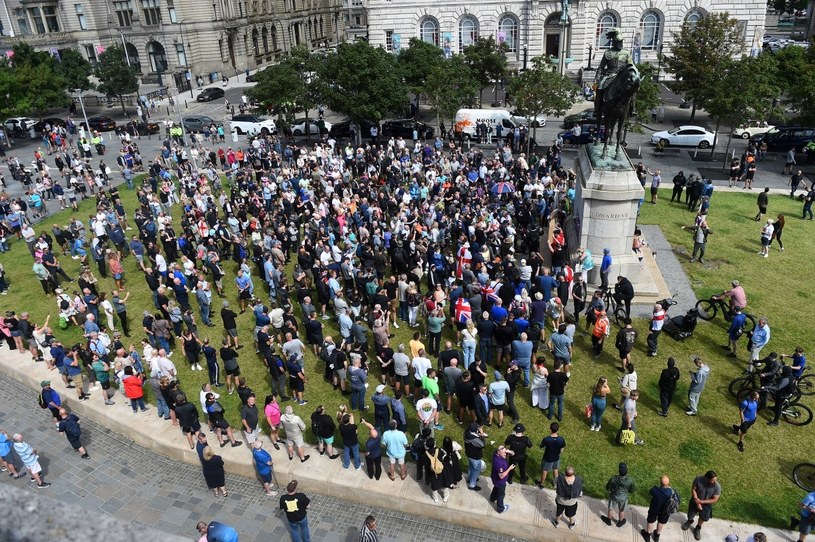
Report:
594,28,641,158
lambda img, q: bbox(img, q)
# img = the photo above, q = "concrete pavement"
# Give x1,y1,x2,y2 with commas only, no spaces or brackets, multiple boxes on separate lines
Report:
0,347,793,542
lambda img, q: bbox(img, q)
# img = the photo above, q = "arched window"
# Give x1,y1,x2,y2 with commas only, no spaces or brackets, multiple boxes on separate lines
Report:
147,41,168,72
252,28,259,55
596,12,618,49
262,26,269,53
685,8,705,29
271,25,278,50
640,11,661,50
498,15,518,52
459,16,479,51
419,17,439,46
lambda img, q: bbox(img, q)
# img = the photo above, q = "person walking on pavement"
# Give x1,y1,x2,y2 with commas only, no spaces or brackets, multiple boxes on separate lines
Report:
251,440,278,497
280,479,311,542
783,147,797,175
790,489,815,542
641,475,680,542
602,462,635,527
359,515,380,542
489,445,515,513
57,406,90,459
12,433,50,488
681,470,722,540
686,356,709,416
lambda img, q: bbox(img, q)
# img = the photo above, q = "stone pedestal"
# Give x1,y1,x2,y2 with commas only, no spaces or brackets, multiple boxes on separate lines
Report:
565,144,644,285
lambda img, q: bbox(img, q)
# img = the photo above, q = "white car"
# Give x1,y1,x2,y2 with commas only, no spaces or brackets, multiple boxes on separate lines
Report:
651,125,716,149
229,114,277,135
4,117,35,134
732,121,775,140
510,111,547,128
291,118,332,136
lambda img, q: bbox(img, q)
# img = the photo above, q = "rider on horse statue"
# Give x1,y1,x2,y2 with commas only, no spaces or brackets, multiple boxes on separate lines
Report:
594,28,634,120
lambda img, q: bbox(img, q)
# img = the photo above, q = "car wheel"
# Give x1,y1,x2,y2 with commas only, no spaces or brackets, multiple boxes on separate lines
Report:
698,140,711,149
741,132,750,139
660,139,670,147
531,121,540,128
293,129,302,136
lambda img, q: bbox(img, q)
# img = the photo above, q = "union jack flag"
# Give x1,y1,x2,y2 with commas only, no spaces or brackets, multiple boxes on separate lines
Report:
455,297,472,324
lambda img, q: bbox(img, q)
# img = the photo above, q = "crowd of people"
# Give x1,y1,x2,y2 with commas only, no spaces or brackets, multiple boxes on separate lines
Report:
0,115,811,542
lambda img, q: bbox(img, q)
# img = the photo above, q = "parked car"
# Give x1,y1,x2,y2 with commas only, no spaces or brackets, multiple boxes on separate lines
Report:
80,116,117,132
124,120,160,135
328,119,378,139
510,110,546,128
750,126,815,151
732,121,775,140
229,114,277,135
381,119,434,140
32,117,67,134
4,117,35,135
291,118,332,136
559,125,605,145
563,108,597,129
651,125,716,149
183,115,218,132
197,87,226,102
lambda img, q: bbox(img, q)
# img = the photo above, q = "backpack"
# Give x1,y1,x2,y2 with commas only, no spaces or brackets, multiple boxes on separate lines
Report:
426,449,444,475
410,435,426,461
662,490,680,516
311,416,322,437
38,391,48,409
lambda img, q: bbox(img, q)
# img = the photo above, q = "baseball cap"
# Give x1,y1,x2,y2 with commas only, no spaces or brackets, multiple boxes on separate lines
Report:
40,380,51,387
375,384,386,393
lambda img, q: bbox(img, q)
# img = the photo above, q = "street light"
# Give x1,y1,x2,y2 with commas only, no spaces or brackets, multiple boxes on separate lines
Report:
74,89,91,140
586,45,594,70
178,20,194,99
522,43,528,71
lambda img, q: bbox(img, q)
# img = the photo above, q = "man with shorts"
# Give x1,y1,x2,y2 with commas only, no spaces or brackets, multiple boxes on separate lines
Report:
0,429,25,478
91,355,116,406
12,433,50,488
251,440,278,497
311,405,339,459
791,490,815,542
220,301,240,349
39,380,62,426
536,422,565,488
219,339,240,394
682,470,722,540
641,475,679,542
602,462,634,527
280,405,310,462
732,390,759,452
381,420,408,480
488,370,510,428
174,393,202,450
392,344,410,397
241,394,261,446
57,407,90,459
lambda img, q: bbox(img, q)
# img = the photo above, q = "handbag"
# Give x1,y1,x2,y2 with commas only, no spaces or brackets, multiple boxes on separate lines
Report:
619,429,636,445
584,404,593,418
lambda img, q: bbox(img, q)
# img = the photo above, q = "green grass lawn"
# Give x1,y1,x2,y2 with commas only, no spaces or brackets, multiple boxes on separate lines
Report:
3,184,809,527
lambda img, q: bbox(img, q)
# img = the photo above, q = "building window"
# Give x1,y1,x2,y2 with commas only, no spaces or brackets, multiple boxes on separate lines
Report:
685,8,705,29
459,16,478,51
640,11,661,51
83,44,98,65
419,17,438,46
252,28,259,55
16,9,30,34
385,30,393,52
75,4,87,29
262,27,269,53
596,12,618,49
498,15,518,52
147,41,168,72
113,0,133,27
271,26,278,50
175,42,186,66
219,38,225,61
142,0,161,25
43,6,59,32
167,0,177,22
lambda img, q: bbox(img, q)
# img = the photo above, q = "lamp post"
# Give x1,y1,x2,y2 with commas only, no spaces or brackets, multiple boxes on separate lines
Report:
178,20,193,98
522,43,528,71
655,42,664,82
586,45,594,69
74,89,91,140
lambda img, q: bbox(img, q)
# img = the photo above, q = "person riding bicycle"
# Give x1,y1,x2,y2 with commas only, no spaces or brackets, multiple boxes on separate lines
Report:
715,280,747,313
613,276,635,319
763,365,795,426
756,352,783,386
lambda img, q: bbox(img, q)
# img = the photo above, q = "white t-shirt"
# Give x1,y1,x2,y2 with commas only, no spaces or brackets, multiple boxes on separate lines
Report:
412,356,431,381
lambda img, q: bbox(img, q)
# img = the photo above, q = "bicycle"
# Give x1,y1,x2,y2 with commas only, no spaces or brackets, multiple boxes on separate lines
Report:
600,289,628,327
736,389,812,426
695,296,757,332
793,367,815,397
794,462,815,491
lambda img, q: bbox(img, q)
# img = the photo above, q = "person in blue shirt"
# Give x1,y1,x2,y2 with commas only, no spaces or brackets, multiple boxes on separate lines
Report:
732,390,759,452
791,490,815,542
234,270,252,313
196,520,239,542
783,347,808,380
600,248,612,291
252,440,278,496
750,318,771,365
726,306,748,358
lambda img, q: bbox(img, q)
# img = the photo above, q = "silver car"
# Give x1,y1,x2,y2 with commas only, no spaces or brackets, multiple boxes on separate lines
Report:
183,115,217,132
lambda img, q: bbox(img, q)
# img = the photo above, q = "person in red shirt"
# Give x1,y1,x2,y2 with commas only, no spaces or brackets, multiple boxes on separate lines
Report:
122,366,149,413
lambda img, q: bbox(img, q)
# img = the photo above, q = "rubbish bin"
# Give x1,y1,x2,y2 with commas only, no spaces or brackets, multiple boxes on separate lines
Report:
210,72,219,83
231,129,239,142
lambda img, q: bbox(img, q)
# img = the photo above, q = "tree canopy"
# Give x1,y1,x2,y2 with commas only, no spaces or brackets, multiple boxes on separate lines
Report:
422,55,479,130
398,38,444,94
463,36,508,106
56,48,94,92
95,45,139,114
0,43,70,119
773,44,815,125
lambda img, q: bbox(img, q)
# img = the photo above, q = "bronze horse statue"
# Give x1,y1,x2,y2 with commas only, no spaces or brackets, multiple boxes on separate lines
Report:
594,64,641,158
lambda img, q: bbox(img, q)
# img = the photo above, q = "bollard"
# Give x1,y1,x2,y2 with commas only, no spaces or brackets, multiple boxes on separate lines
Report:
731,149,735,160
693,148,698,159
185,101,188,109
637,145,641,156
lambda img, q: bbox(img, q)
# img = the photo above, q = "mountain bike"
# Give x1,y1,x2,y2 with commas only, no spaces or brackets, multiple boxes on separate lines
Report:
600,289,631,327
794,463,815,491
737,389,813,426
695,296,757,332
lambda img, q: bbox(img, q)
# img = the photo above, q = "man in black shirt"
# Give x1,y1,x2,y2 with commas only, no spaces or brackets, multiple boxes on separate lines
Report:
279,480,311,542
504,423,532,484
546,364,570,422
477,314,497,365
613,276,635,319
220,301,240,349
438,341,463,371
463,422,487,491
173,393,200,450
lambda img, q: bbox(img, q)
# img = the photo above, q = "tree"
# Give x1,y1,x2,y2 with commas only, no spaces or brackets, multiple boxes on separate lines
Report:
422,55,479,133
629,63,661,132
397,38,444,94
661,12,743,120
57,48,94,92
705,54,784,161
0,43,69,120
463,36,508,107
95,45,138,115
774,45,815,125
508,57,579,151
320,40,406,126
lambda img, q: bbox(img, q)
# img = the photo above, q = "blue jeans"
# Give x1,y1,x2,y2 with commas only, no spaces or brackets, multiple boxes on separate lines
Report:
480,339,493,366
517,361,531,387
467,457,482,488
287,517,311,542
398,301,408,322
548,394,564,421
130,397,146,412
350,388,365,411
199,304,212,326
157,336,170,354
591,395,606,427
463,340,476,366
342,443,361,469
156,396,170,419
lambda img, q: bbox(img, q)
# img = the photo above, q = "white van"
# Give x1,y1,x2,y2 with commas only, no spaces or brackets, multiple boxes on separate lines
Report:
454,109,517,139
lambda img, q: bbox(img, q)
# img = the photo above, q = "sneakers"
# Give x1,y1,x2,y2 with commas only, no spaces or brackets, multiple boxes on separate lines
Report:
653,533,660,542
301,455,311,463
37,482,51,489
590,424,597,431
298,400,308,406
681,520,693,531
328,454,339,460
81,453,90,459
634,439,644,445
693,527,702,540
617,519,627,527
601,516,612,526
434,424,445,431
737,441,744,452
105,400,116,405
568,521,576,530
499,505,510,513
393,322,399,329
230,441,243,447
685,410,697,416
640,529,651,542
550,517,559,527
657,411,668,417
468,485,482,491
195,364,203,371
432,495,440,503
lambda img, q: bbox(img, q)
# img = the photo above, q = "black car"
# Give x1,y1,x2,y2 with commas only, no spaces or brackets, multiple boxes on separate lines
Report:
328,119,378,139
81,115,117,132
197,87,226,102
558,125,605,145
124,120,160,135
563,108,598,129
32,117,67,134
381,119,434,140
750,126,815,152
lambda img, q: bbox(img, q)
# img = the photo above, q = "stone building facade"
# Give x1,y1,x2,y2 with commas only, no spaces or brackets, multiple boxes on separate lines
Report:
365,0,766,74
0,0,345,90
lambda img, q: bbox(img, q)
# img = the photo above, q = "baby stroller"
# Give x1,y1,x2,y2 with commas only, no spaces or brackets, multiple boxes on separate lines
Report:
661,297,698,341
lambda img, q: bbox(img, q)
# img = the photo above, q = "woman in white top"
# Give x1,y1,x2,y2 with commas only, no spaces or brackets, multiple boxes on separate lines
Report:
100,292,116,331
461,320,478,366
531,357,550,410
